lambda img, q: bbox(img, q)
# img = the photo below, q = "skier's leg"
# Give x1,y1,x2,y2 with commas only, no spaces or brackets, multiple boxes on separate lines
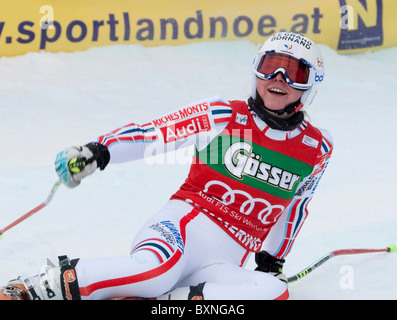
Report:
0,200,199,300
74,200,201,300
158,215,289,301
161,263,289,300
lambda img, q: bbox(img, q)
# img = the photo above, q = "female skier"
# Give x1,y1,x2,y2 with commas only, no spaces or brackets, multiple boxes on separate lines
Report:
1,32,333,300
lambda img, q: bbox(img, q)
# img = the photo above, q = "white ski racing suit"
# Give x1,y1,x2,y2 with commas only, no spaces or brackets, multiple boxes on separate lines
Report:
74,96,333,300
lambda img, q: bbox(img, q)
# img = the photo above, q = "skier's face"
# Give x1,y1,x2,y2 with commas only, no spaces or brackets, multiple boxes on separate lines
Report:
256,72,303,115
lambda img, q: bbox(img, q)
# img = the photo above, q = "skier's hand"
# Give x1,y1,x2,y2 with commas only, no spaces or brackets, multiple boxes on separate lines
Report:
54,143,110,188
55,146,97,188
255,251,287,283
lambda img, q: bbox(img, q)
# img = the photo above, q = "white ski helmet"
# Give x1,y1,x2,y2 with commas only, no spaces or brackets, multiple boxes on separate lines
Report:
252,32,325,111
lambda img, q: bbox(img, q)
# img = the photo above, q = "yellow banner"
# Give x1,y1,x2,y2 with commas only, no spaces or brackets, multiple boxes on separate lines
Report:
0,0,395,57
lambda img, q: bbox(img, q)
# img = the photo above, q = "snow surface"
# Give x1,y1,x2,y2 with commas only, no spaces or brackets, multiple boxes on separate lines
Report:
0,40,396,300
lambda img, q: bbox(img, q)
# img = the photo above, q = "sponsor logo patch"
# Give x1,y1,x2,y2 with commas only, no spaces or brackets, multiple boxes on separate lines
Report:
62,270,77,300
235,113,248,125
302,135,319,148
160,114,211,143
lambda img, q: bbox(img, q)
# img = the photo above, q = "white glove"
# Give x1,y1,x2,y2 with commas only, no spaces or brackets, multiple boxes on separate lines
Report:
54,146,98,188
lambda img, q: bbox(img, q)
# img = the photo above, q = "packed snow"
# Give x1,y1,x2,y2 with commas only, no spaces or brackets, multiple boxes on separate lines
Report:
0,40,396,300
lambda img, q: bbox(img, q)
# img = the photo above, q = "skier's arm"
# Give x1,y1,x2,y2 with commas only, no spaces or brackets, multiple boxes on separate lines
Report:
256,129,334,267
55,96,232,188
95,96,233,164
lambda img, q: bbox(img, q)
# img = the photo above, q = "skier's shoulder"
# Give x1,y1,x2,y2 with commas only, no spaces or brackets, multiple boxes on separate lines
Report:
198,96,235,128
315,126,334,152
164,96,248,131
304,122,334,160
317,127,333,146
207,97,252,121
205,96,233,112
305,121,333,148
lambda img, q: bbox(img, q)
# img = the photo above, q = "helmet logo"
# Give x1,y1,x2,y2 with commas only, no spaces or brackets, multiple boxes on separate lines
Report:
315,72,324,83
284,44,293,50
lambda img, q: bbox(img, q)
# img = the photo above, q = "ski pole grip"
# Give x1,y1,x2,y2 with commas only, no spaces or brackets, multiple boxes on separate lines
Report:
68,157,86,173
68,156,96,174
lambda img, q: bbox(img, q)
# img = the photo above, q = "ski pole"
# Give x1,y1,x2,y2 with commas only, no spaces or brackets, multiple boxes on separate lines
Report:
0,154,97,239
0,179,62,239
287,244,397,284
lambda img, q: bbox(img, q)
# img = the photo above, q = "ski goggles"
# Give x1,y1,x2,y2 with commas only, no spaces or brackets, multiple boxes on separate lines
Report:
254,52,322,90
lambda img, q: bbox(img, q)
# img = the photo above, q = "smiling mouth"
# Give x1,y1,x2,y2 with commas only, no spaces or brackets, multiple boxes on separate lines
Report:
268,88,287,95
